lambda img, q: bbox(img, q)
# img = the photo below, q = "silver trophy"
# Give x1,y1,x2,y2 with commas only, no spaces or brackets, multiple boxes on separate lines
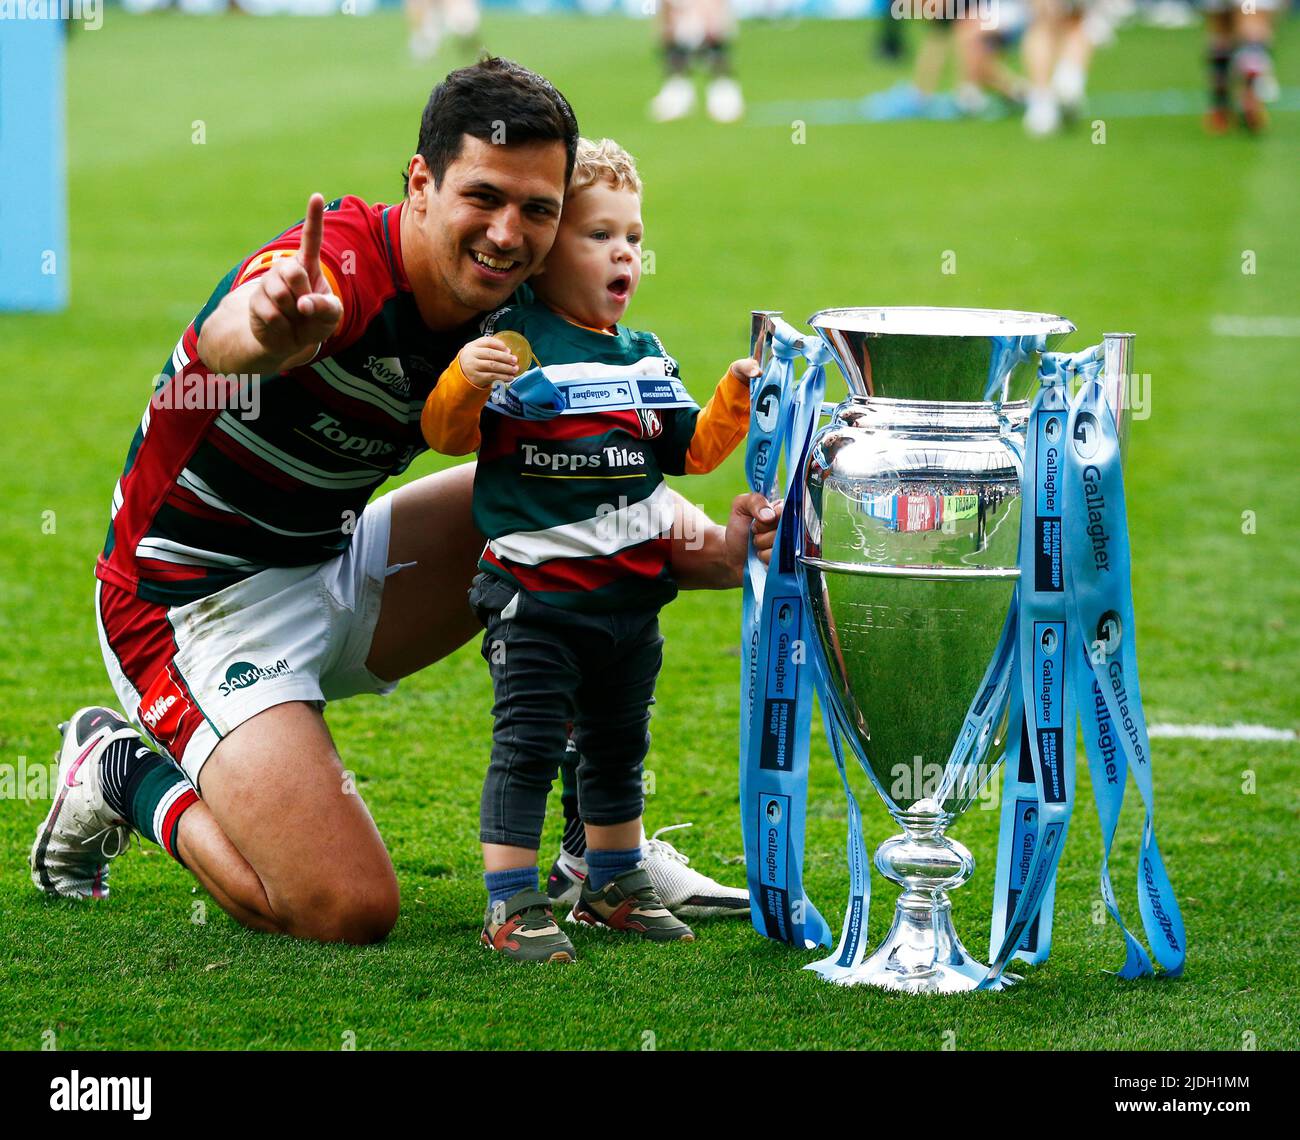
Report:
795,307,1132,993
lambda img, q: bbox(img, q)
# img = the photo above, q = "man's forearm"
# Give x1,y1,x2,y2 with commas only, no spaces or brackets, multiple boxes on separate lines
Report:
669,492,740,591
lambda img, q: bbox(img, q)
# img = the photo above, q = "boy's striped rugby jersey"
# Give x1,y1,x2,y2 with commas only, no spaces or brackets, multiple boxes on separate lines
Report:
97,196,476,606
424,303,749,613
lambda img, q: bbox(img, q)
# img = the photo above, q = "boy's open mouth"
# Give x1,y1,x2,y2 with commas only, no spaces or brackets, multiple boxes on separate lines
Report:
607,275,631,302
470,249,520,281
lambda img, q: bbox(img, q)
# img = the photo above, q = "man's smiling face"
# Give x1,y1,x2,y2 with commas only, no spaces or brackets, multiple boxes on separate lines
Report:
406,135,568,323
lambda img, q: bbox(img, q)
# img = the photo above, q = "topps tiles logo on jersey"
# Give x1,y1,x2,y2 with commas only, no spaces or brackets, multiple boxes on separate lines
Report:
519,440,648,477
219,659,292,697
50,1070,151,1121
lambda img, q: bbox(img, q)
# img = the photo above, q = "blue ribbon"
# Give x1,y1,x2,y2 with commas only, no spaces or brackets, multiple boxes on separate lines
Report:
1063,373,1186,977
740,322,833,950
983,364,1077,987
983,345,1186,987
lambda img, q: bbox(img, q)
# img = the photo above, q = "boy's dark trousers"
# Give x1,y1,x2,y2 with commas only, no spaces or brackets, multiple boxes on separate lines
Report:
469,572,663,849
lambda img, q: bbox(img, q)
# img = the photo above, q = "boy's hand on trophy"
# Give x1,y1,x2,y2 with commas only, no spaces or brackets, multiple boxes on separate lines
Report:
730,358,762,384
459,336,520,389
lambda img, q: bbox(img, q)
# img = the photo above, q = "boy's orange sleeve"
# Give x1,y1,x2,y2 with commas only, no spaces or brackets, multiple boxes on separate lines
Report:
684,368,751,475
421,356,492,456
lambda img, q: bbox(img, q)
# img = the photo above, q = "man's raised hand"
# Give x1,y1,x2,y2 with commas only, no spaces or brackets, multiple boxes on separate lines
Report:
247,193,344,366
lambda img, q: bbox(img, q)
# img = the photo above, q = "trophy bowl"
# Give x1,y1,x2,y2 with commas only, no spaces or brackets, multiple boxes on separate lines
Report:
799,307,1075,993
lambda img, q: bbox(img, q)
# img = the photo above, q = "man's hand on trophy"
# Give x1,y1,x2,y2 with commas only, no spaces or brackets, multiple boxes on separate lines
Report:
729,492,782,570
665,491,780,589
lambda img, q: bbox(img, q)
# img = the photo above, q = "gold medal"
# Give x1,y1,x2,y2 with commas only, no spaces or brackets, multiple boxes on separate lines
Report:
495,331,534,377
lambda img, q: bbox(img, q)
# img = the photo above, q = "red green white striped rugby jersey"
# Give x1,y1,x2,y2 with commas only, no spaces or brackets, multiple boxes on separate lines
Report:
462,304,749,613
97,196,477,606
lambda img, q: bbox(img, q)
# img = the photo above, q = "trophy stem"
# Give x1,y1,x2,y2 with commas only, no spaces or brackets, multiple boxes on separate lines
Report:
835,800,1012,993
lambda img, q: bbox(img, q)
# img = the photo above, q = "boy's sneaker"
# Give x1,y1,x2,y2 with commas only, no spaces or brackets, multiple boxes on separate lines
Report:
545,847,587,908
30,708,138,899
641,824,749,920
572,867,695,942
481,889,576,963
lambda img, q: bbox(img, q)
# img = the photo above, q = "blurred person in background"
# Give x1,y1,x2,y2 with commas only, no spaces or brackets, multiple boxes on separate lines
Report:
953,1,1030,115
1202,0,1280,134
869,4,1027,121
649,0,745,123
407,0,482,63
1021,0,1104,135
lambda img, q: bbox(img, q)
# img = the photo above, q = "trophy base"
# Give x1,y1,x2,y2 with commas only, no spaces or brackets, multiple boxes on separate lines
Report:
834,893,1017,994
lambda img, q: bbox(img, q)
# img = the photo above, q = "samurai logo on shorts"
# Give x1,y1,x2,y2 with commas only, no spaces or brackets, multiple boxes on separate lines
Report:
218,659,293,697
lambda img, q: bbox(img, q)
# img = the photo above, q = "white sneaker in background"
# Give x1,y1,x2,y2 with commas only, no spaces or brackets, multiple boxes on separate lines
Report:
1051,61,1087,119
650,76,697,122
1024,90,1062,137
409,14,442,63
705,77,745,123
545,846,587,908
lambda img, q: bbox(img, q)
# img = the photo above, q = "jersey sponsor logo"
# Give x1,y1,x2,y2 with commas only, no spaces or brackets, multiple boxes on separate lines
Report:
308,413,405,461
362,355,412,396
519,441,647,475
218,659,293,697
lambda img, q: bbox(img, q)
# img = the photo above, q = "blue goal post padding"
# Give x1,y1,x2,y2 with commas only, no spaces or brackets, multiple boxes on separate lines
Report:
0,17,68,312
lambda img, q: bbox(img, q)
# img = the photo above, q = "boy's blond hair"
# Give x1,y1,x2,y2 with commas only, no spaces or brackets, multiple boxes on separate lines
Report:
569,137,642,198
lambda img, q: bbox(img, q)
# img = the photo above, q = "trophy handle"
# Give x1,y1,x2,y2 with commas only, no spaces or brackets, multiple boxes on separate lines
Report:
750,310,783,368
1102,332,1134,459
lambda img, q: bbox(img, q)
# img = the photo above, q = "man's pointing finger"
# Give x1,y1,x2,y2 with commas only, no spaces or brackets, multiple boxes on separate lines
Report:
297,193,325,275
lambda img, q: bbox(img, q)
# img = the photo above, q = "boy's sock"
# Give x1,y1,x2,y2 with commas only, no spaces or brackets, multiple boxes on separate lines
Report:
585,846,642,892
100,737,198,865
1208,43,1232,110
485,866,539,908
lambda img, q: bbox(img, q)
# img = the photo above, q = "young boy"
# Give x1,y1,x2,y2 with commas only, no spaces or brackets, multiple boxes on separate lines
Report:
422,138,758,962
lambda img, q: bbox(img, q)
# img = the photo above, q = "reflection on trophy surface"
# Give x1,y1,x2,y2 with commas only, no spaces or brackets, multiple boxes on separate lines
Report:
800,308,1077,993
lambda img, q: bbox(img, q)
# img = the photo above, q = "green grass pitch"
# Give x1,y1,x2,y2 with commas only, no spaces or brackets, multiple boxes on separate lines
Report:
0,12,1296,1051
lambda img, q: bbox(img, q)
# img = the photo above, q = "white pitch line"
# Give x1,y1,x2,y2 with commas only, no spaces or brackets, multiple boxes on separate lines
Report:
1148,723,1297,742
1210,316,1300,338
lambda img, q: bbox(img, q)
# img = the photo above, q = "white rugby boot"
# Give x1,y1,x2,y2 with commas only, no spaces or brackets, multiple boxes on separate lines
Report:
640,823,749,918
549,823,750,918
30,707,138,899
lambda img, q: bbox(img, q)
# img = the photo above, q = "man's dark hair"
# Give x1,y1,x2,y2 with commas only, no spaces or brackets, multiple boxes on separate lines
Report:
406,57,579,194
